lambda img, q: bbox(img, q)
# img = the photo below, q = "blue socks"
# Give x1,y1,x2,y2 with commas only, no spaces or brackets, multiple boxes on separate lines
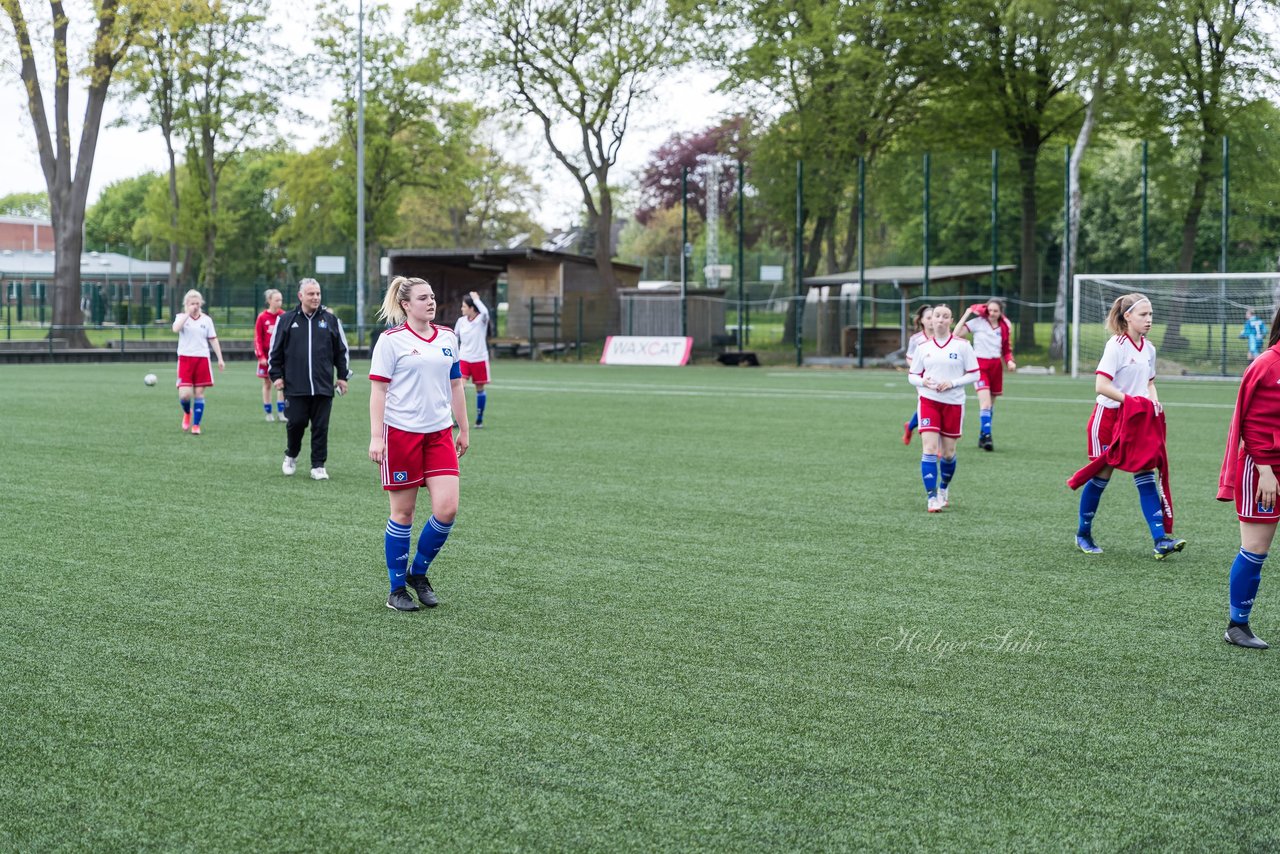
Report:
1230,549,1267,623
192,398,205,426
476,391,487,423
920,453,938,497
980,408,993,435
939,456,956,488
263,403,272,415
385,519,412,590
180,398,192,414
907,412,919,431
1134,472,1165,540
411,515,454,576
1078,477,1109,535
277,400,285,414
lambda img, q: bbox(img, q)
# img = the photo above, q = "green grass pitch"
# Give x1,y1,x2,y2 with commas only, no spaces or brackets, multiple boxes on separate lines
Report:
2,360,1278,850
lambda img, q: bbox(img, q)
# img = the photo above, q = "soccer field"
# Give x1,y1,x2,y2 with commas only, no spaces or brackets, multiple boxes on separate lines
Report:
2,361,1278,850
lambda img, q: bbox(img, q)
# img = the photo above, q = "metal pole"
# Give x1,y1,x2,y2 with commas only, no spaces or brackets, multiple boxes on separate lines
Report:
737,158,745,352
991,149,999,291
681,166,688,338
858,155,866,369
1063,144,1071,374
355,0,367,348
1141,140,1149,274
795,159,803,367
1221,135,1229,376
922,152,931,298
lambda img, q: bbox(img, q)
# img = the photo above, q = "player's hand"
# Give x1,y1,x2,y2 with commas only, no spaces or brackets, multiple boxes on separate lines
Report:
1153,401,1163,416
1256,469,1277,512
934,380,953,391
217,359,225,371
369,438,386,464
258,358,267,368
456,430,469,458
273,379,284,391
336,379,348,396
1007,359,1017,370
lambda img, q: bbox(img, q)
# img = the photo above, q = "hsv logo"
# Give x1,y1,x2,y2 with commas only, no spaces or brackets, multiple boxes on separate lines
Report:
393,471,408,482
442,347,454,358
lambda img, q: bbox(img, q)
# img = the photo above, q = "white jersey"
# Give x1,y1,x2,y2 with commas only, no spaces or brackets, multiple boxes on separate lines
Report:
455,295,491,362
370,323,460,434
913,335,979,405
964,316,1004,359
905,331,928,364
1095,333,1156,408
176,313,217,357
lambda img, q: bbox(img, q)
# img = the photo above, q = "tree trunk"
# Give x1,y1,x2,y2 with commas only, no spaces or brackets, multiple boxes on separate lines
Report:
1163,138,1215,348
804,213,828,277
841,200,859,272
202,127,219,291
166,138,180,316
1016,148,1039,349
51,189,91,347
1050,95,1097,363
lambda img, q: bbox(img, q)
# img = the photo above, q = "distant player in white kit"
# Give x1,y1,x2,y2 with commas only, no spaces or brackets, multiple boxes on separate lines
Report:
171,288,225,436
1074,292,1186,558
909,304,979,512
900,304,933,444
370,276,470,612
456,291,491,429
955,298,1016,451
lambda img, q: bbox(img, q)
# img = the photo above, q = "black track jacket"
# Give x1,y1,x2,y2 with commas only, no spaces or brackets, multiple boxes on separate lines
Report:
267,304,352,397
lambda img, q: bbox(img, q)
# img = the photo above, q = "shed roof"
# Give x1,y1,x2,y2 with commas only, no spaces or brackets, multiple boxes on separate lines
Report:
388,247,641,274
803,264,1016,287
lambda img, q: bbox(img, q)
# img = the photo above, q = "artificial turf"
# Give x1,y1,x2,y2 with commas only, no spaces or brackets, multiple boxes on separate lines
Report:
1,361,1278,850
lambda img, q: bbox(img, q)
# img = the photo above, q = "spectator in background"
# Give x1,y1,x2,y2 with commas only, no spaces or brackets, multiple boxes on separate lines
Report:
268,279,351,480
1240,308,1268,362
254,288,286,422
172,288,225,436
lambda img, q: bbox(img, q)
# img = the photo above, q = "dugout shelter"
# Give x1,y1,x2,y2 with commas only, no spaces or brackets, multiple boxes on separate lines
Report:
802,264,1017,358
386,248,641,343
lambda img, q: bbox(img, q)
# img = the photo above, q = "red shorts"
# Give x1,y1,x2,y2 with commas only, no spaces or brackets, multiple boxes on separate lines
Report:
917,398,964,438
176,355,214,388
381,425,459,490
1236,452,1280,524
1086,404,1119,460
460,359,490,385
975,358,1004,396
256,360,269,379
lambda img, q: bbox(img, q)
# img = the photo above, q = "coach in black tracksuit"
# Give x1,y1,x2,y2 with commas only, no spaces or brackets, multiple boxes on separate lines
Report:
268,278,352,479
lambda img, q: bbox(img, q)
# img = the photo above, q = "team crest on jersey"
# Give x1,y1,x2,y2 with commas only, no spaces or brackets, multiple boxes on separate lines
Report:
949,352,958,359
319,320,328,328
442,347,454,358
921,418,932,426
393,471,408,482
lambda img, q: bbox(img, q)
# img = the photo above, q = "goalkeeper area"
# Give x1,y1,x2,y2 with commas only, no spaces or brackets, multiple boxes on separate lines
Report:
3,361,1279,849
1072,272,1280,378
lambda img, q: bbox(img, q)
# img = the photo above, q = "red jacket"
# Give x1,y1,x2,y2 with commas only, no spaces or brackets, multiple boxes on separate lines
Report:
1068,394,1174,533
969,304,1013,362
1218,343,1280,502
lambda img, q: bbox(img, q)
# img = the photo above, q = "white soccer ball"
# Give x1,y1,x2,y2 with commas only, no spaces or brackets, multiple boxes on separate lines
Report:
144,373,158,386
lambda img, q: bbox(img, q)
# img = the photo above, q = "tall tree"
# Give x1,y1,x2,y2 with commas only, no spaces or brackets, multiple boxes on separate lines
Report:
117,0,198,311
428,0,681,289
181,0,281,289
2,0,146,345
943,0,1092,349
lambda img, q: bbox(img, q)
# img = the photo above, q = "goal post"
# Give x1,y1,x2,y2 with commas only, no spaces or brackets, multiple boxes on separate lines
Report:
1071,273,1280,379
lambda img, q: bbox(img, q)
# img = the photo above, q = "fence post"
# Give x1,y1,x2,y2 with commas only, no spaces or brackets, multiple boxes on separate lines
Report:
528,296,535,361
577,296,583,361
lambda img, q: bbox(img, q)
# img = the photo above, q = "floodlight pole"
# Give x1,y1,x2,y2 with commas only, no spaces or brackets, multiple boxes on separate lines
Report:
1141,140,1149,274
355,0,367,347
737,158,744,352
922,152,930,298
858,155,866,369
795,160,803,367
680,166,688,338
991,149,998,292
1221,135,1229,376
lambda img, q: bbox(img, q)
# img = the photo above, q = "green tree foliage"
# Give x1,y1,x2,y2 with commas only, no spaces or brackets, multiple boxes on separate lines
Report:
427,0,681,289
0,191,50,217
85,173,164,250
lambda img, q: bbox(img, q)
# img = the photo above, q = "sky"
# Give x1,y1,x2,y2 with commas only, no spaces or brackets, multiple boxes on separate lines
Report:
0,2,733,232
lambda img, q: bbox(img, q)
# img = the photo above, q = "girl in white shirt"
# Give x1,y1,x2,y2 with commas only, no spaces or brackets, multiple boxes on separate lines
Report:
455,291,491,428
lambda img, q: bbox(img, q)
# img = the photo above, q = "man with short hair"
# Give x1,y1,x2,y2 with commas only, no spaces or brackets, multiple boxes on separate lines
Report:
268,278,351,480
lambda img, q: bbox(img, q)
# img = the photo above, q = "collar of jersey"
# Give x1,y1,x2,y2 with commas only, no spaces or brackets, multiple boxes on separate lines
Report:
930,335,955,348
403,322,439,343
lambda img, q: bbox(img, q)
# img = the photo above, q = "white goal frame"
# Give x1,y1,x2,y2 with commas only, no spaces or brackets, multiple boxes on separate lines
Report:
1071,272,1280,378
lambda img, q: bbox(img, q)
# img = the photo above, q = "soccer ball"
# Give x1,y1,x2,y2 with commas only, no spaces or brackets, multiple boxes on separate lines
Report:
144,373,158,386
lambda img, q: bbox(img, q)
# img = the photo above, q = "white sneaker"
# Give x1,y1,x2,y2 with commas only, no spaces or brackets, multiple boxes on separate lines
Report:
938,487,950,508
266,413,275,422
282,456,297,476
310,467,329,481
927,495,943,513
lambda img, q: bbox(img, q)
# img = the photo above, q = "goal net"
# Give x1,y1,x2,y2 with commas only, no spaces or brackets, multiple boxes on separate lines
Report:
1072,273,1280,379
